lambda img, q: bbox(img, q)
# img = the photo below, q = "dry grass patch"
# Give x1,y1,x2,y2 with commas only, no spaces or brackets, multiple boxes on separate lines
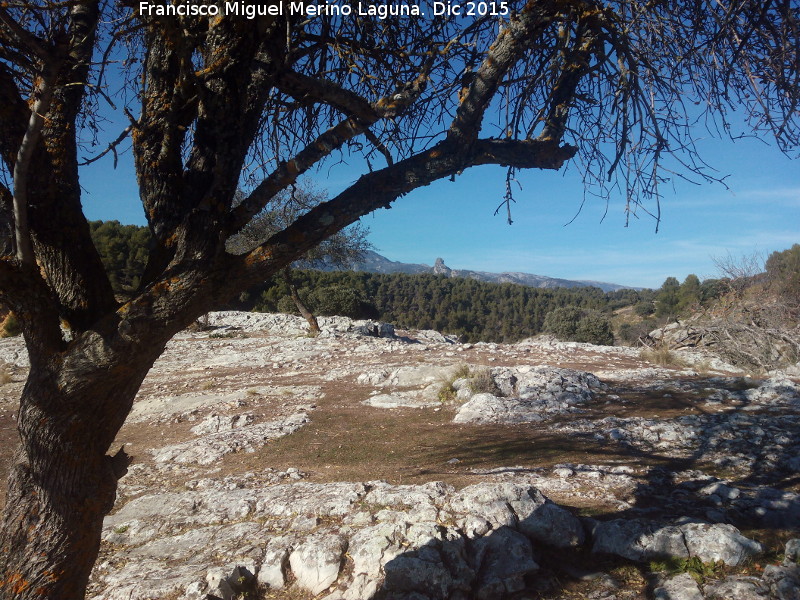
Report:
0,361,12,385
640,344,687,368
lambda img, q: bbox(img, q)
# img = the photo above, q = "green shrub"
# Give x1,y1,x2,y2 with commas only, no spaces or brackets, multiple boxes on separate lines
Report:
634,301,655,317
618,323,634,343
276,295,300,315
766,243,800,309
310,284,362,318
542,307,583,338
649,556,721,583
617,319,658,345
437,364,471,403
308,284,379,319
640,344,687,367
574,313,614,345
543,307,614,346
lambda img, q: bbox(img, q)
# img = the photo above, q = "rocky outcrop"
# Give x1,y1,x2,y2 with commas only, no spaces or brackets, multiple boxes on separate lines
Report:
493,374,798,487
453,366,604,424
2,310,781,600
654,572,705,600
647,319,800,374
432,257,452,276
94,480,584,600
359,364,460,408
205,311,395,339
90,474,800,600
591,519,763,565
150,411,311,465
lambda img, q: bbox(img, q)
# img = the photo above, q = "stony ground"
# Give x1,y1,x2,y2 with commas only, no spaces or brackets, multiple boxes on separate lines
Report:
0,311,799,600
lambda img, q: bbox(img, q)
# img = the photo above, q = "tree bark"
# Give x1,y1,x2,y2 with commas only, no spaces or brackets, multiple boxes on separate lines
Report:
0,338,160,600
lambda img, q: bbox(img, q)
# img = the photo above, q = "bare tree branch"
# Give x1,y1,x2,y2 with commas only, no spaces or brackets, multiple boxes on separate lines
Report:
78,125,131,168
229,60,437,233
0,61,30,172
0,6,51,60
230,136,575,287
13,67,54,265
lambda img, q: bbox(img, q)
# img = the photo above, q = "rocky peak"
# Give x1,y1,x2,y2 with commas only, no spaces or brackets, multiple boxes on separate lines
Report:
433,257,452,276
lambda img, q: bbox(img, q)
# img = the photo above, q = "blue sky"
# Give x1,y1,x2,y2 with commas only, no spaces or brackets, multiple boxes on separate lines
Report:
356,136,800,289
74,8,800,291
81,128,798,290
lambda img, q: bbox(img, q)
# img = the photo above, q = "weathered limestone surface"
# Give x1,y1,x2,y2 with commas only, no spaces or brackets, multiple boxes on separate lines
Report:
5,311,792,599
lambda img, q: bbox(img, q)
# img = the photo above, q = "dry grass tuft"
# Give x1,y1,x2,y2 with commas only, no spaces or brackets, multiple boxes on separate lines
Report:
468,367,500,395
640,344,687,368
0,361,12,385
437,364,471,403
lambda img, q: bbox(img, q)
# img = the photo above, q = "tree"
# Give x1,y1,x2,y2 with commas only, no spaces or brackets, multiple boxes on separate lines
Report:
677,274,701,313
542,306,614,345
655,276,681,318
766,243,800,313
0,2,798,598
227,183,372,332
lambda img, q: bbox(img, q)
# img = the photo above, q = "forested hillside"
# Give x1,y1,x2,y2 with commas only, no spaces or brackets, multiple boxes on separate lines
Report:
86,220,796,346
248,269,636,342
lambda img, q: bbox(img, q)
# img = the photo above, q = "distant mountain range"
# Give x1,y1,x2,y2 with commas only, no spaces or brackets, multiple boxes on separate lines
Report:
334,251,637,293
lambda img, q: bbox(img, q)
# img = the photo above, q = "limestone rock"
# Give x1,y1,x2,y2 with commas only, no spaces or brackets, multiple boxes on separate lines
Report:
591,519,762,566
653,572,704,600
258,540,291,589
762,564,800,600
705,576,768,600
432,257,452,276
471,527,538,599
151,412,310,465
354,321,395,338
446,482,584,547
681,522,764,565
189,412,254,435
288,533,347,595
784,539,800,566
342,523,408,600
382,545,457,599
453,366,602,424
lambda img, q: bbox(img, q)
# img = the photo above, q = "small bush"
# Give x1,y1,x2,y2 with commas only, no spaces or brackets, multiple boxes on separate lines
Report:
766,243,800,311
574,313,614,346
309,285,362,318
542,307,584,340
618,318,659,345
468,367,500,395
437,385,457,403
543,307,614,346
277,295,300,315
437,364,472,403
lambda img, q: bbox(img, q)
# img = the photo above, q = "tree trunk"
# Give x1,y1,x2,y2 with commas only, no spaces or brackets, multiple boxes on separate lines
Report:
0,342,156,600
283,267,320,334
